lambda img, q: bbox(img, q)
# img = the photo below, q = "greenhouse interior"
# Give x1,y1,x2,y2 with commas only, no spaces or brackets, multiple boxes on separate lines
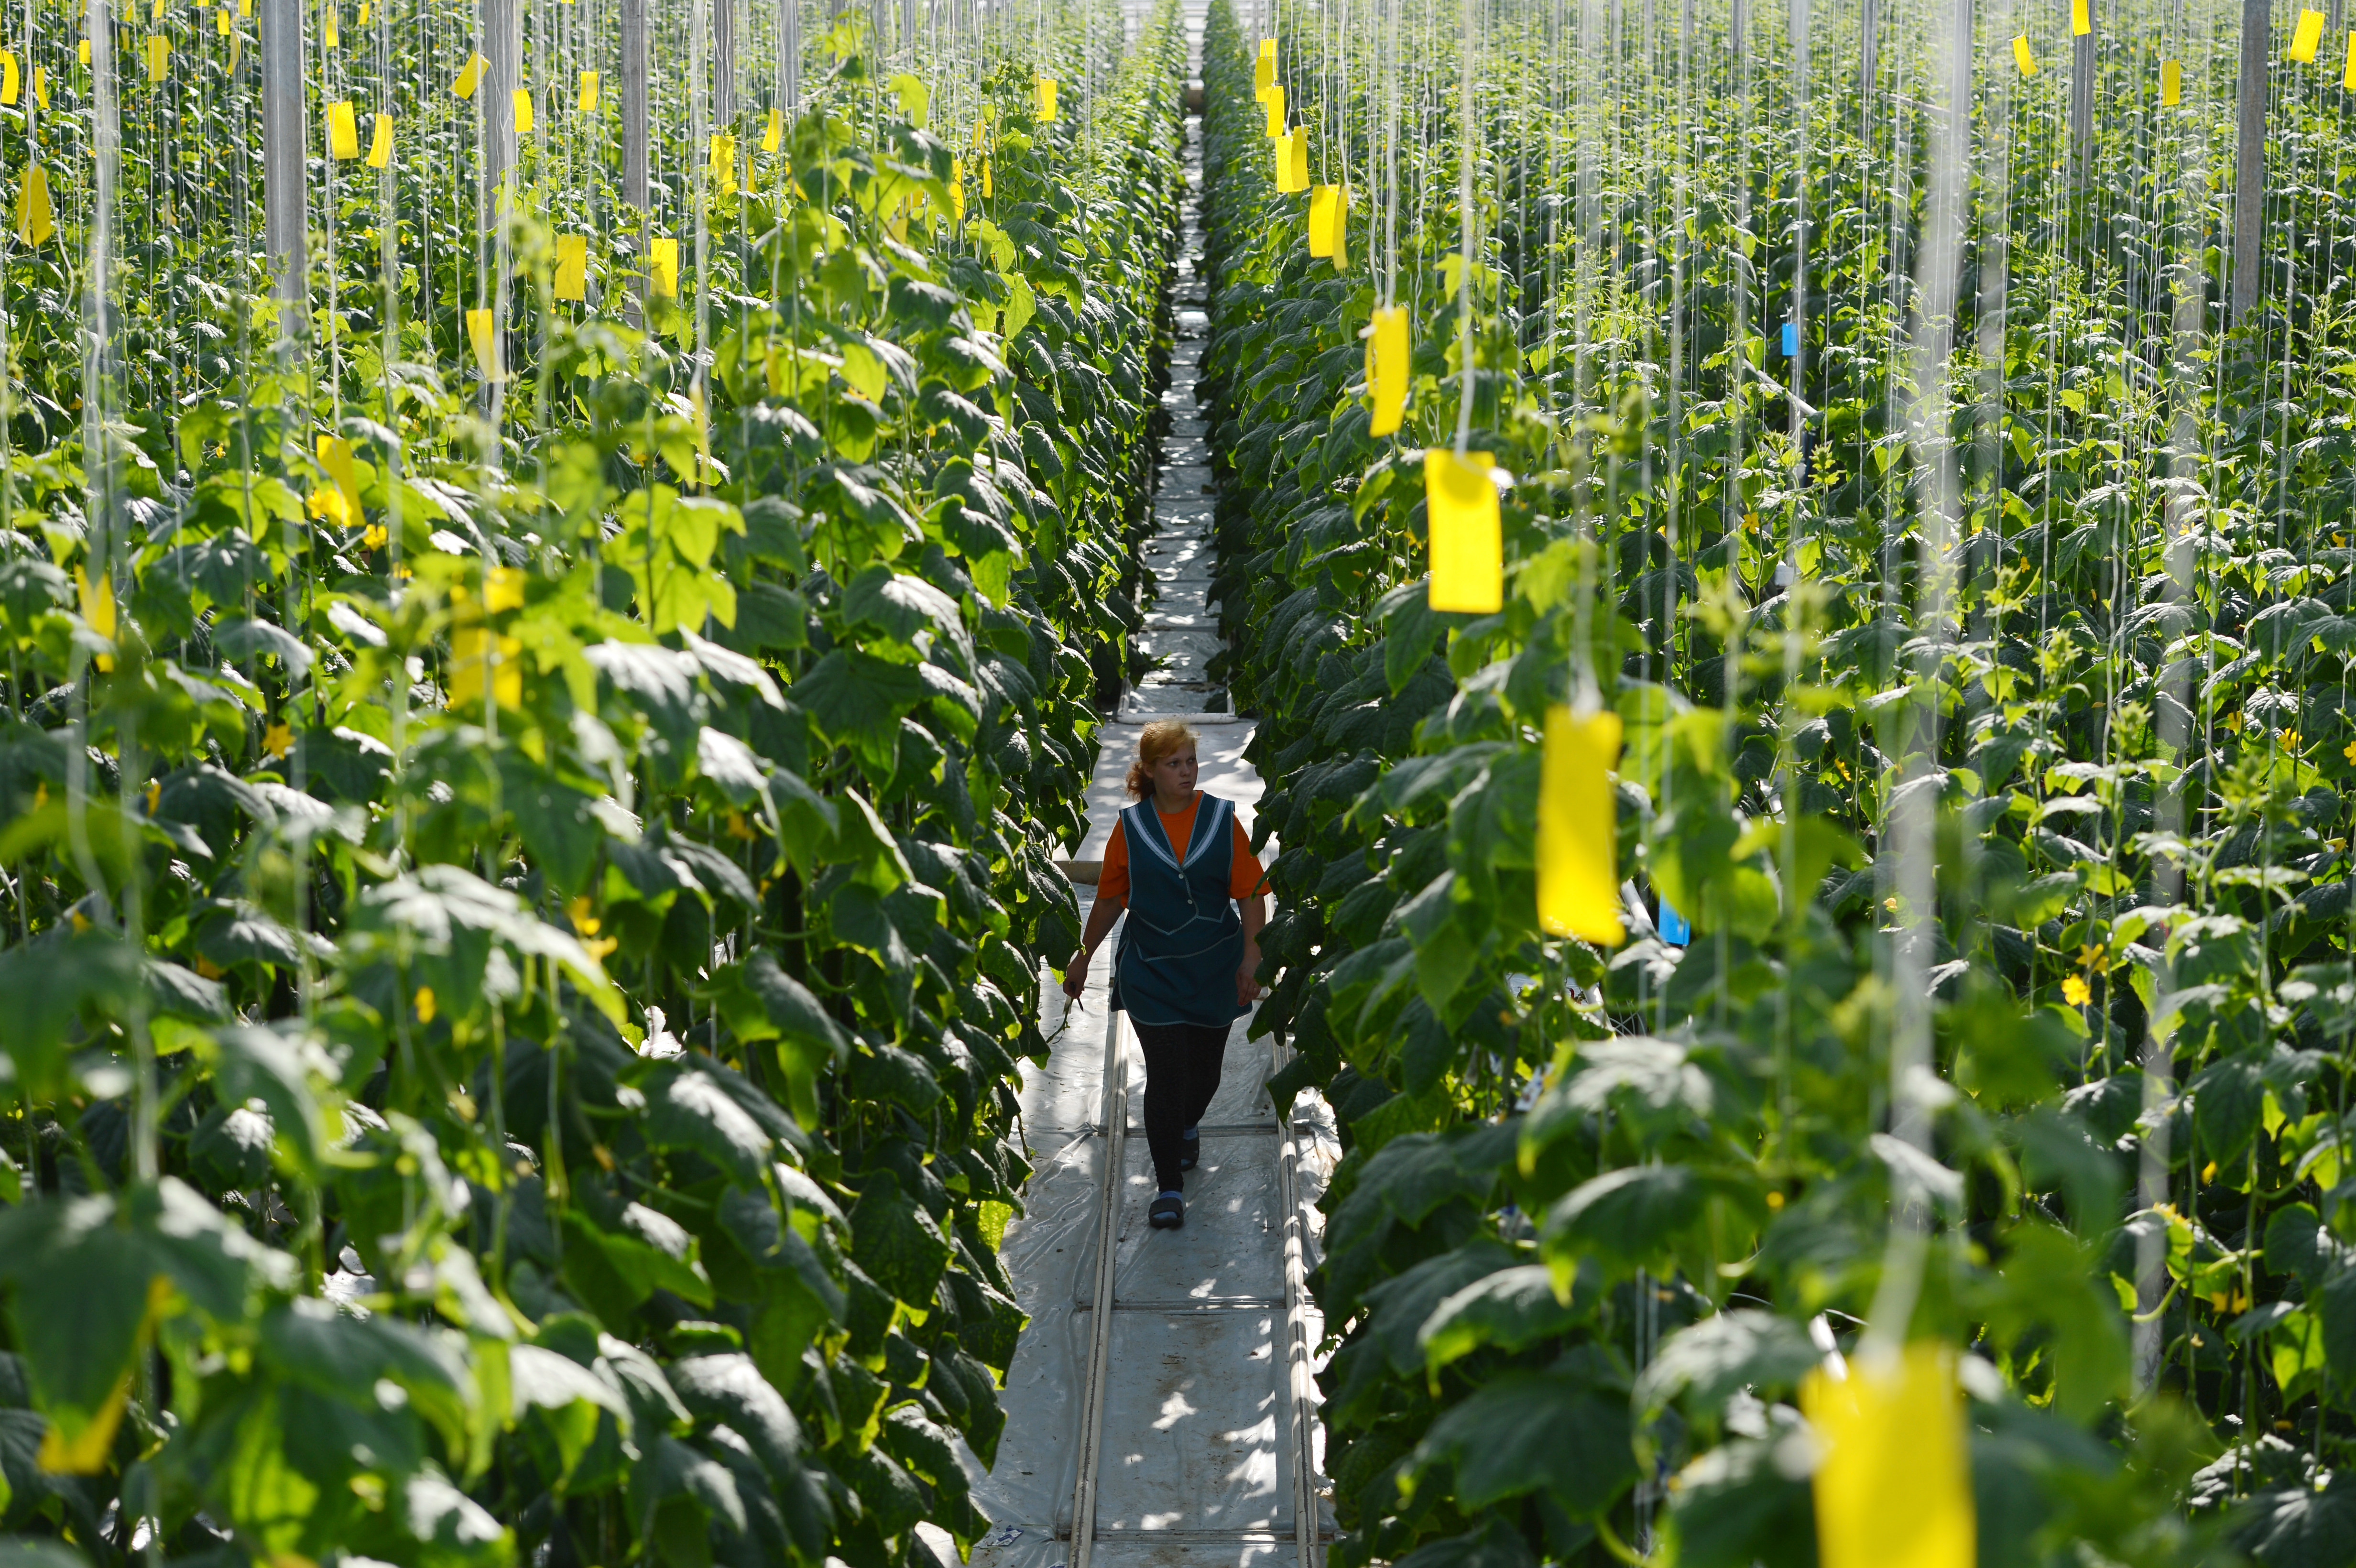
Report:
11,0,2356,1557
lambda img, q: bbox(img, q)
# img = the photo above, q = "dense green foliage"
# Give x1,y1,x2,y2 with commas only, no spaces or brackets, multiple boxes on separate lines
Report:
1205,0,2356,1562
0,7,1179,1568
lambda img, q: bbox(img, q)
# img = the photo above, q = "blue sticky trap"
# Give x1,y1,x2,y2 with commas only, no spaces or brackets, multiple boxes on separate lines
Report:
1658,896,1691,946
1781,321,1799,356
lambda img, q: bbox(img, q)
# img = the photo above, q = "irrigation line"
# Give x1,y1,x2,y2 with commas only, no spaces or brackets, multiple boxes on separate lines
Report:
1065,1004,1126,1568
1272,1032,1321,1568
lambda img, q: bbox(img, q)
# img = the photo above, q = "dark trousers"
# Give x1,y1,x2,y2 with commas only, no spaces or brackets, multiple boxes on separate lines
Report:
1133,1019,1229,1193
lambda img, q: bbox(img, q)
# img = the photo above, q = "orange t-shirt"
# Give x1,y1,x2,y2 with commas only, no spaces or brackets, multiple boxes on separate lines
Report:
1099,794,1266,908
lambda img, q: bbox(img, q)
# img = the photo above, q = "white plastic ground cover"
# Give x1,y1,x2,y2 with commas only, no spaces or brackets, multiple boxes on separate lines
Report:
964,46,1331,1560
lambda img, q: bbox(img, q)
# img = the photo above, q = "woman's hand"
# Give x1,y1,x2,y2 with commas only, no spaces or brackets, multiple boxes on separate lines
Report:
1062,951,1090,1000
1236,942,1263,1006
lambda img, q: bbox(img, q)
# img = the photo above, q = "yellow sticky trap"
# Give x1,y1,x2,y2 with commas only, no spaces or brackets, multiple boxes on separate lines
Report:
1537,706,1624,945
1308,184,1337,255
326,100,358,158
1802,1347,1975,1568
215,8,227,33
2070,0,2089,33
2291,8,2325,61
763,105,782,151
320,7,335,46
578,68,599,110
466,307,499,379
2,53,19,105
1424,449,1502,612
1368,306,1408,436
2012,33,2036,75
2160,57,2180,103
512,87,533,135
648,236,678,297
1308,185,1350,266
366,112,392,166
448,627,523,711
981,157,992,197
78,39,90,66
453,51,484,98
356,0,367,21
1287,134,1308,192
1254,54,1273,95
2345,33,2356,88
316,434,361,523
1265,83,1284,137
75,564,116,670
1260,36,1276,59
554,233,587,301
1036,74,1057,122
145,33,167,80
710,131,736,192
1272,130,1294,189
17,163,52,245
33,63,46,105
949,156,965,220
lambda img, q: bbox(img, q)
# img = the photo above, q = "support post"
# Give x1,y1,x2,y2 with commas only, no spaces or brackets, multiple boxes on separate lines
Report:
2070,0,2095,176
623,0,650,213
259,0,306,312
716,0,736,125
2232,0,2268,319
1860,0,1878,107
482,0,518,217
779,0,799,117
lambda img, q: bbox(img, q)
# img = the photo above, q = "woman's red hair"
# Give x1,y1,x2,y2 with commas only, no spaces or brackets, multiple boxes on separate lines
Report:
1124,720,1200,798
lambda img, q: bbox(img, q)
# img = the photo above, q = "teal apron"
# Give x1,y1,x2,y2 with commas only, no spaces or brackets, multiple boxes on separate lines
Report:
1110,793,1248,1028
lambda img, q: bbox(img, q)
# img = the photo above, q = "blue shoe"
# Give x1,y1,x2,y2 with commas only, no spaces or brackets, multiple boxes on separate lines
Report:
1180,1127,1200,1172
1149,1191,1185,1229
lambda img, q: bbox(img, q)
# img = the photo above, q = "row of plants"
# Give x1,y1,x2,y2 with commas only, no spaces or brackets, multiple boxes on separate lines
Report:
0,6,1180,1568
1207,0,2356,1562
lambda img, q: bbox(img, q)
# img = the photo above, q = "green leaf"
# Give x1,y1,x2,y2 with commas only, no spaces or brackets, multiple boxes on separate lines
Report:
1542,1165,1706,1276
668,1353,803,1482
848,1170,953,1309
640,1061,782,1186
1632,1310,1820,1426
1390,1520,1538,1568
1418,1263,1589,1377
2232,1475,2356,1568
1405,1359,1636,1516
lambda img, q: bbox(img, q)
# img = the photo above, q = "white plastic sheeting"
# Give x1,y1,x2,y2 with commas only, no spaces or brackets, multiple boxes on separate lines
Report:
969,988,1336,1568
962,36,1336,1562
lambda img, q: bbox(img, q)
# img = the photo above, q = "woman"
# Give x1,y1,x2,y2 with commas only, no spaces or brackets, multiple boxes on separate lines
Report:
1062,720,1267,1230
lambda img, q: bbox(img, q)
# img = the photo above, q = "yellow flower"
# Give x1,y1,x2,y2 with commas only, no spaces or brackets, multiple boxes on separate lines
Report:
195,955,226,980
144,779,159,814
567,895,600,936
2282,729,2303,752
2225,710,2244,733
2062,975,2092,1006
262,722,293,759
2345,740,2356,765
414,985,436,1024
2077,943,2109,975
362,523,387,550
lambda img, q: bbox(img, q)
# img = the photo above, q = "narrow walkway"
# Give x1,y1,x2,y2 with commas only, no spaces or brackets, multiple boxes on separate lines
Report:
962,39,1337,1568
